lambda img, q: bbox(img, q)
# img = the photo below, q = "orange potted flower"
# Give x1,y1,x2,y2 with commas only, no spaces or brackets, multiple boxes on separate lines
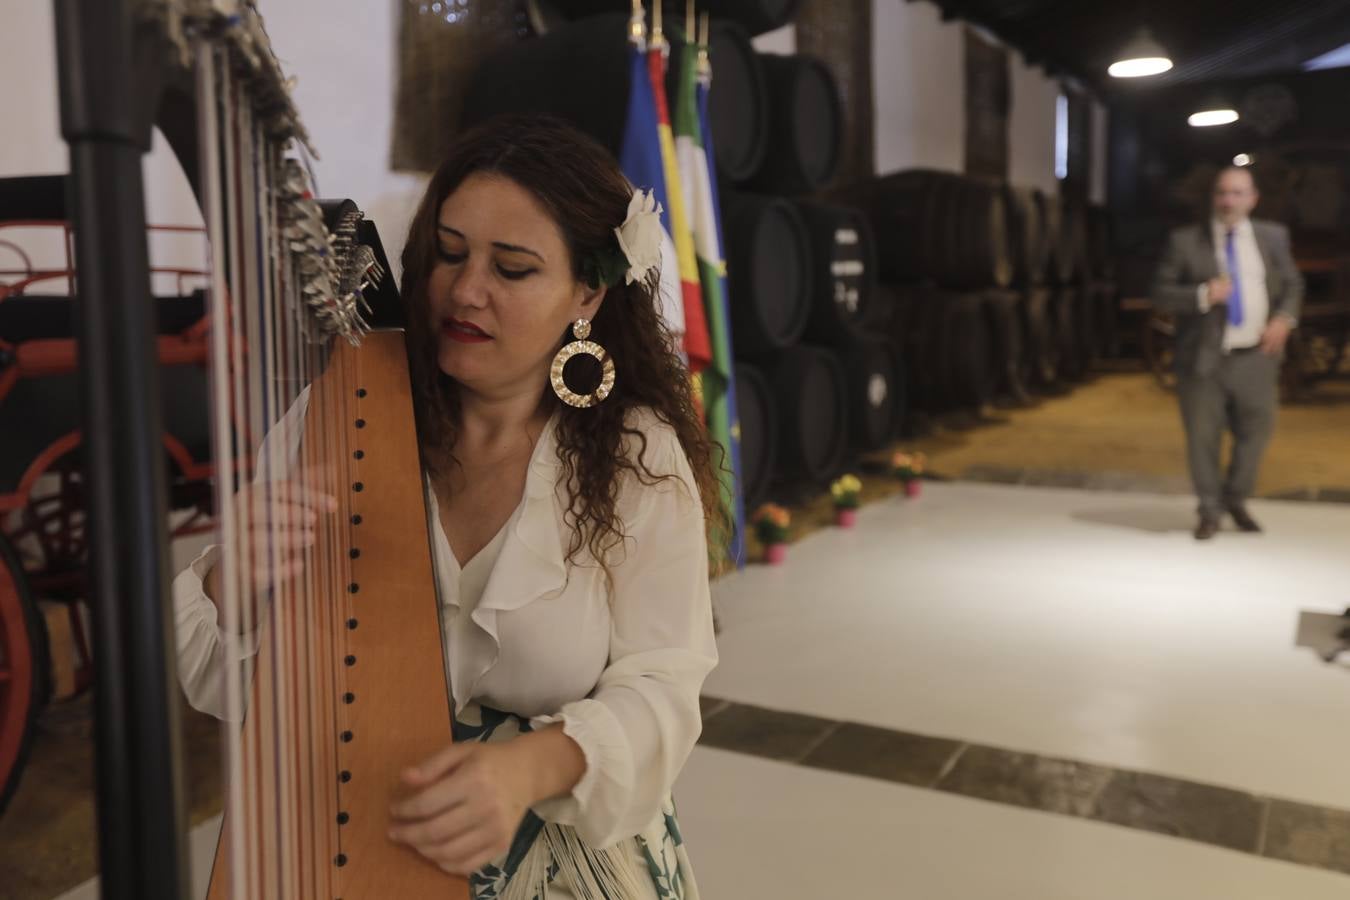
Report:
752,503,792,564
891,450,927,498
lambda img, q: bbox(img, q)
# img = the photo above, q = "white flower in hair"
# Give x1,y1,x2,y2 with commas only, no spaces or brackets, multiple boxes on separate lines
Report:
614,188,665,285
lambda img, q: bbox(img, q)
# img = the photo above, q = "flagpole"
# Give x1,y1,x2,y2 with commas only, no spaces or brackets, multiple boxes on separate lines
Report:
652,0,665,55
699,11,711,81
629,0,646,48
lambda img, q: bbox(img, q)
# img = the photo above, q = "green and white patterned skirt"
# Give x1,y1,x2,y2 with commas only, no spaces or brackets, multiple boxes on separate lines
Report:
456,704,701,900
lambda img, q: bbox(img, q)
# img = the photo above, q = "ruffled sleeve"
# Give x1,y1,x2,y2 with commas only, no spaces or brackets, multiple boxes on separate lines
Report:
530,414,718,848
173,543,262,721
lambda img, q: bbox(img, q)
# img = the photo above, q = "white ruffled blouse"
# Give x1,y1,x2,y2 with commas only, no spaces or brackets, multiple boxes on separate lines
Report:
172,389,718,851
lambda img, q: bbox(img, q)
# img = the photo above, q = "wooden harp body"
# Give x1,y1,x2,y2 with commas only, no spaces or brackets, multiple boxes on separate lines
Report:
205,334,469,898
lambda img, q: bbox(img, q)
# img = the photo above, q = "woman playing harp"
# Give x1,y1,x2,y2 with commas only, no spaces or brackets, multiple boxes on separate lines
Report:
175,115,720,898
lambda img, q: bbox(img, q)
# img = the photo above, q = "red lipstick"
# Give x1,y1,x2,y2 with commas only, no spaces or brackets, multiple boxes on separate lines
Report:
443,318,493,344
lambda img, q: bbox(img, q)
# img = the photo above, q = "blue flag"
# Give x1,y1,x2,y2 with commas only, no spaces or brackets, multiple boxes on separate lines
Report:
619,41,687,359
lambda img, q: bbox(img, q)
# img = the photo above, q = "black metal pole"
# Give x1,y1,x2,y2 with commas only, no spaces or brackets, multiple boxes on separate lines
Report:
53,2,188,897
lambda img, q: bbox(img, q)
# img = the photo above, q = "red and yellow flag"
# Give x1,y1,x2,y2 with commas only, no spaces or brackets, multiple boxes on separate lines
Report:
647,34,711,374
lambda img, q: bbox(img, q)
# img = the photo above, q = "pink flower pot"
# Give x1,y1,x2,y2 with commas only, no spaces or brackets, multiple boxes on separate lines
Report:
835,509,858,528
904,479,922,498
764,543,788,565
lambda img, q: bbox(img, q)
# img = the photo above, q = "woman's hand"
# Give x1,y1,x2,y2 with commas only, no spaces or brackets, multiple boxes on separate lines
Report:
203,474,337,623
388,742,536,876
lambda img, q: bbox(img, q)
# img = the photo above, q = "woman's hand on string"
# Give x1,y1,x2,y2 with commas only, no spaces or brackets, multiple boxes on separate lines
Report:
387,741,538,876
203,474,338,623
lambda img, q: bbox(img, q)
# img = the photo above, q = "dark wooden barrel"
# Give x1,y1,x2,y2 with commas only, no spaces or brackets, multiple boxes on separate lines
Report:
744,54,841,195
1052,285,1085,381
942,291,997,408
721,190,813,357
461,15,632,156
1085,205,1115,279
882,337,910,439
545,0,800,37
1021,286,1056,387
837,336,898,451
958,179,1013,289
733,363,777,507
1077,282,1099,377
841,172,947,283
1004,185,1050,286
1092,280,1120,358
795,200,876,345
869,281,911,421
884,282,936,411
885,283,994,411
1037,192,1063,285
706,21,769,183
862,171,1012,289
463,16,765,188
983,289,1030,405
1053,200,1088,284
763,344,849,482
702,0,801,35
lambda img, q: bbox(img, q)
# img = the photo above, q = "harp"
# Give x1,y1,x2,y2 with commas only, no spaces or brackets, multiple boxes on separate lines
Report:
56,1,468,896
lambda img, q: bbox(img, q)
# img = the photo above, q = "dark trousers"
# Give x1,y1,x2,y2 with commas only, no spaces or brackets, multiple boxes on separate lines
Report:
1177,349,1279,518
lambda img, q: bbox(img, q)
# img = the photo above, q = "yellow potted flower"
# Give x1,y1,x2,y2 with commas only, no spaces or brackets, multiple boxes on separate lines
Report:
830,474,863,528
752,503,792,564
891,450,927,498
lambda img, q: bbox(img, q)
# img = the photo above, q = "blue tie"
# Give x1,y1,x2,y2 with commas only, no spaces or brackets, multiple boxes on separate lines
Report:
1224,229,1244,327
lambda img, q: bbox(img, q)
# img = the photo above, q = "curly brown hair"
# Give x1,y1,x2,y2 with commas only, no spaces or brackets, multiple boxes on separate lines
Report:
399,114,725,566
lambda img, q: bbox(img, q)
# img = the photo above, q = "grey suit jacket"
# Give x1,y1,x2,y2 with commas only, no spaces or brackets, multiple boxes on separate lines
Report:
1150,219,1304,377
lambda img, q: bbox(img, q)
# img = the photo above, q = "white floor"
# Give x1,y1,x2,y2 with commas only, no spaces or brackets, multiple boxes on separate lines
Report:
59,482,1350,899
675,746,1350,900
706,482,1350,810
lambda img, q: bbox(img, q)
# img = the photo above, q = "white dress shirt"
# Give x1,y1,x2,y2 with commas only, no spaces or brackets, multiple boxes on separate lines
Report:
172,390,718,852
1197,217,1270,351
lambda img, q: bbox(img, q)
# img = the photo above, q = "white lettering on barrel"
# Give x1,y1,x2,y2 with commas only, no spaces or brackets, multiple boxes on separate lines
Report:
868,373,888,408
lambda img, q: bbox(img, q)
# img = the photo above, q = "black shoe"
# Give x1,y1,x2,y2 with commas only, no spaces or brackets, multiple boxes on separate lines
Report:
1226,505,1263,533
1194,516,1220,541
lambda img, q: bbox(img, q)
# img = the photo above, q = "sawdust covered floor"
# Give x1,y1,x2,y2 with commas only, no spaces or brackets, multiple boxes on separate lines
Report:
909,370,1350,502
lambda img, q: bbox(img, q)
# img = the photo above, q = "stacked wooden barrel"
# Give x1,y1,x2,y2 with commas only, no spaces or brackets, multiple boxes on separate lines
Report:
849,169,1119,420
719,40,897,503
460,4,878,504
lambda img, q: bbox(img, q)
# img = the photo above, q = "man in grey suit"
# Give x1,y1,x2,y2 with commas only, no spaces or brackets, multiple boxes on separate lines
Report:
1152,166,1303,540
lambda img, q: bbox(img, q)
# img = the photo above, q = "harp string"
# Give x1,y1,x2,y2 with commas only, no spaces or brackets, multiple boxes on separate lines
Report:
199,37,251,900
191,8,375,894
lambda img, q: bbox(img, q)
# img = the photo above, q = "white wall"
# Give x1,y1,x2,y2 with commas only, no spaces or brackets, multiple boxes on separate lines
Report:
752,23,796,55
870,0,1078,197
1,2,428,281
871,0,965,175
0,3,64,180
1008,55,1060,195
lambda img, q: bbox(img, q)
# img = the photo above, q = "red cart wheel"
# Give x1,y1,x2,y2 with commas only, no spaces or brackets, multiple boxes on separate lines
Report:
0,533,45,815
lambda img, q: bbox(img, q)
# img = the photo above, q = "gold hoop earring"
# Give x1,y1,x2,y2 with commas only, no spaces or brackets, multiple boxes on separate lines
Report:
550,318,615,408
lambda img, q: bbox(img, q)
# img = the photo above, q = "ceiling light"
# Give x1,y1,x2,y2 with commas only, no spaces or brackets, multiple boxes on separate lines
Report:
1109,28,1174,78
1188,108,1239,127
1233,153,1253,166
